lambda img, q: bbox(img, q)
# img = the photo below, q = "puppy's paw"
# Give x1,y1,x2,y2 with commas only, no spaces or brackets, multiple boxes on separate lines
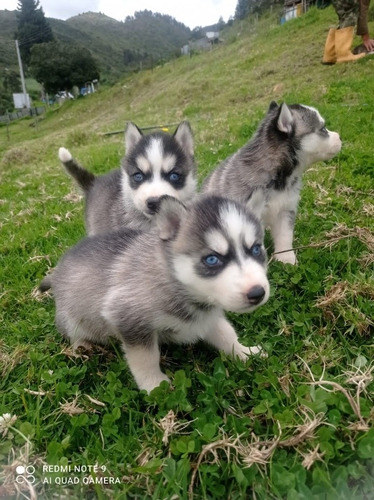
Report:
235,343,267,360
139,373,170,394
249,345,267,358
275,251,297,265
71,340,94,353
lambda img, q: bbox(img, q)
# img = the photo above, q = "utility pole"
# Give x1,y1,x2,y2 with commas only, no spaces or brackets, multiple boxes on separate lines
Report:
15,39,29,109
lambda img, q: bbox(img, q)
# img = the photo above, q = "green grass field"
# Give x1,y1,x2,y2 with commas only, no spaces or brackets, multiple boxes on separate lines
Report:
1,6,373,499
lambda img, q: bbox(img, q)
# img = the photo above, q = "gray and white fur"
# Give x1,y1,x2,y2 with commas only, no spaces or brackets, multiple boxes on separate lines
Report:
40,195,270,393
59,121,196,235
202,102,342,264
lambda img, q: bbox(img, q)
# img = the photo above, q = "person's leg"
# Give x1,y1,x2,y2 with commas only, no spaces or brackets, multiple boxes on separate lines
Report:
331,0,359,28
323,28,337,64
330,0,365,62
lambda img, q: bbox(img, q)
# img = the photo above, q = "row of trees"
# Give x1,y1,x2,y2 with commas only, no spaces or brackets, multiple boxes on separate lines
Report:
235,0,282,19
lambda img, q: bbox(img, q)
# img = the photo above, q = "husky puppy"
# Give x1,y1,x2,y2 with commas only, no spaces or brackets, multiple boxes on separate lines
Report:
202,102,342,264
59,121,196,235
40,195,270,393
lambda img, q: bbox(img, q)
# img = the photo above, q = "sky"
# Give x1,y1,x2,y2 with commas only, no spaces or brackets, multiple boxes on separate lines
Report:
1,0,238,29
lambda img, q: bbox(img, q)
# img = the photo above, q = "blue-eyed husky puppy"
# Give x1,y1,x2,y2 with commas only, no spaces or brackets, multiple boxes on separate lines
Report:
39,195,270,393
59,121,196,235
202,102,342,264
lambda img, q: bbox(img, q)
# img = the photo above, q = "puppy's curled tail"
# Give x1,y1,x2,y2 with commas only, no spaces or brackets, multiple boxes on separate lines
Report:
39,275,52,293
59,147,95,193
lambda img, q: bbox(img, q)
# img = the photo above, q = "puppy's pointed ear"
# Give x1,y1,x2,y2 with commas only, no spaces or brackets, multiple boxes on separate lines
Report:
268,101,279,112
155,195,187,241
125,122,143,153
277,103,294,134
173,121,194,157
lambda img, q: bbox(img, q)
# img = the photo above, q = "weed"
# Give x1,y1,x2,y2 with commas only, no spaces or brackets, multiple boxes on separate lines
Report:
66,129,94,148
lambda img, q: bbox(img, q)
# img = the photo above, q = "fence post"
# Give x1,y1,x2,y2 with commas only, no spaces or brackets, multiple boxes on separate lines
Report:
6,111,10,140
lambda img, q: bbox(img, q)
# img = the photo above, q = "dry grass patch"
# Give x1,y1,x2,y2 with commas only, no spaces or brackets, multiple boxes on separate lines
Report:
316,279,374,335
189,406,327,498
0,341,28,377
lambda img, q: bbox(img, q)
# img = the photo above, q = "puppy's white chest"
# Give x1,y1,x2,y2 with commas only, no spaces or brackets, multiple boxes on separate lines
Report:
152,309,221,345
265,174,301,213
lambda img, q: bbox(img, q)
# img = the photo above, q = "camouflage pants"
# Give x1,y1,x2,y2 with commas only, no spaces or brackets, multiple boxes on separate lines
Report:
331,0,359,28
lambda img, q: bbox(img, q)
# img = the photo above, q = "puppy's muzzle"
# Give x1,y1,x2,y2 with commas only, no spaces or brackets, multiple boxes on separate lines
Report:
246,285,266,305
146,197,161,215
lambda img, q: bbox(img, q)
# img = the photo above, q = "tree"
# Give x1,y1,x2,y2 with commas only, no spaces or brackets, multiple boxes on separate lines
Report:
0,70,21,114
16,0,54,66
0,87,13,115
30,41,100,95
69,46,100,89
217,17,226,30
3,70,21,94
190,26,204,41
235,0,250,19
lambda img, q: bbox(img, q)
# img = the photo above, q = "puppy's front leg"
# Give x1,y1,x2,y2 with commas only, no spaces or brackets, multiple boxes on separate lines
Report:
270,209,297,265
204,316,263,361
122,340,170,393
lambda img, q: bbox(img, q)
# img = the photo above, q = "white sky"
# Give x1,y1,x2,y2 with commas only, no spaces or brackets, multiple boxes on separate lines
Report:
1,0,238,29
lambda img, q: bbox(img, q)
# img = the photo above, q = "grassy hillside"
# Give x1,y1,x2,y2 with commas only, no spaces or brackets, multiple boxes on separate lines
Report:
1,6,373,499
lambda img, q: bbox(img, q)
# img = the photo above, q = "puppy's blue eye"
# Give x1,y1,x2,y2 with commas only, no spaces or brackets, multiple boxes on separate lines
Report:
320,126,328,134
204,255,222,267
133,172,144,182
250,244,262,257
169,172,180,182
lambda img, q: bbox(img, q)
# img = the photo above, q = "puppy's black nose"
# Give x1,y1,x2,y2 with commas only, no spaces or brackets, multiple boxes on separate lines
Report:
246,285,265,305
146,197,160,214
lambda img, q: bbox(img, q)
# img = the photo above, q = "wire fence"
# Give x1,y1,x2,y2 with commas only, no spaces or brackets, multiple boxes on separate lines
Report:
0,106,46,124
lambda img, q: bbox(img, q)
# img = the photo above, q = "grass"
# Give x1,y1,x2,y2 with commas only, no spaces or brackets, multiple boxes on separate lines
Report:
1,6,374,499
